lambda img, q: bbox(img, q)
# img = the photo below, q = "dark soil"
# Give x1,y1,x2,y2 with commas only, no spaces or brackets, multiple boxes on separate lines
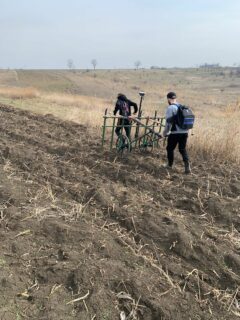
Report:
0,104,239,320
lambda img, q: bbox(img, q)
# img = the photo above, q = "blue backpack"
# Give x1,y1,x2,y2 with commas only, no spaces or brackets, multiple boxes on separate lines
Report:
174,104,195,130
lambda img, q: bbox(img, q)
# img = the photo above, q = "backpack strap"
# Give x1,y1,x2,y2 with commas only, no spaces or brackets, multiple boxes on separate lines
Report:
169,104,180,131
171,103,181,108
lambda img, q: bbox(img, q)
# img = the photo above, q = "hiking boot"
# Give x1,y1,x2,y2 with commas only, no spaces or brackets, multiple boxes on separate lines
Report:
184,162,191,174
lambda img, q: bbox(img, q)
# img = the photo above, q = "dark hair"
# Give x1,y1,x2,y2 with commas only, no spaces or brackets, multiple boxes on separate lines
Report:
117,93,127,101
167,92,177,99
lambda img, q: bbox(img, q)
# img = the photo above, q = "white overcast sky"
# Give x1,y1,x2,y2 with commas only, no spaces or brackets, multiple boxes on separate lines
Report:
0,0,240,69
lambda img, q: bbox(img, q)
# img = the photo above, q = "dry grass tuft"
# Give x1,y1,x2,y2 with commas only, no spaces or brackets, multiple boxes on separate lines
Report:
0,86,39,99
41,92,111,127
190,101,240,164
42,92,110,107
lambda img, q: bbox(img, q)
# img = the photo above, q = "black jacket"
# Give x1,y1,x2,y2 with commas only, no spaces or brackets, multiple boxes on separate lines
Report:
113,95,138,116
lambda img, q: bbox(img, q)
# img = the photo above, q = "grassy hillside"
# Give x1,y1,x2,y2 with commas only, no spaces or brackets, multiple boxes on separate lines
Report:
0,68,239,163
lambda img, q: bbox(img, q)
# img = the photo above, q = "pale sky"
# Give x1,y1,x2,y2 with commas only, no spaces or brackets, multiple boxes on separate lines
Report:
0,0,240,69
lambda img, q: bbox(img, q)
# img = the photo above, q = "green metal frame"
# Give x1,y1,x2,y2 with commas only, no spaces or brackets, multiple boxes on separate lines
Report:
101,109,166,152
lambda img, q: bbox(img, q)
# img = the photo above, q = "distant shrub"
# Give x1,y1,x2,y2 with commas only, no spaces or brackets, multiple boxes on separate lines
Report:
228,83,239,88
150,66,161,70
236,68,240,77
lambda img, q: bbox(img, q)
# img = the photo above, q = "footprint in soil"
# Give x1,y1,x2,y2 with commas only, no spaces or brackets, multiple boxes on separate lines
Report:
66,270,78,294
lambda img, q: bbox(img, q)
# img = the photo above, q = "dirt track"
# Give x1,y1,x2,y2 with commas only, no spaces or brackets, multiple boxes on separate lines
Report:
0,103,239,320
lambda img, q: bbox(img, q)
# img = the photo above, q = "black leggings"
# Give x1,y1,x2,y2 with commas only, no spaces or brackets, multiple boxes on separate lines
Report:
166,133,189,166
115,119,131,138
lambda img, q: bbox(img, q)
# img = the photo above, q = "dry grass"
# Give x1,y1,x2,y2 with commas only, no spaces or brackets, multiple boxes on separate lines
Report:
0,86,39,99
41,92,111,126
190,101,240,164
0,69,239,164
42,92,110,107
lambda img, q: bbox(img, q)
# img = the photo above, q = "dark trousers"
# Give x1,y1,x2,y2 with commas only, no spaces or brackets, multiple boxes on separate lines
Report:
166,133,189,166
115,119,131,138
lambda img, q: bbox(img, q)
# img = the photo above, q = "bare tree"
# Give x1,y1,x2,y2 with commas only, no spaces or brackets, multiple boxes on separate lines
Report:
134,60,141,70
91,59,97,70
67,59,75,71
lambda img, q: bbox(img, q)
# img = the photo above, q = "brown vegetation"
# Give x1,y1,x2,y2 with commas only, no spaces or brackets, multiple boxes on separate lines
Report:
0,86,39,99
0,69,239,319
190,101,240,164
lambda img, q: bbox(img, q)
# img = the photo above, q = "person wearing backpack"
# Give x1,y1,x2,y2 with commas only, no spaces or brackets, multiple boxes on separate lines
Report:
163,92,195,174
114,93,138,138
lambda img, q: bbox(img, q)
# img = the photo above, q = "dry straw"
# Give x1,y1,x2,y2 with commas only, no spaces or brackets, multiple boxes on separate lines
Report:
0,86,39,99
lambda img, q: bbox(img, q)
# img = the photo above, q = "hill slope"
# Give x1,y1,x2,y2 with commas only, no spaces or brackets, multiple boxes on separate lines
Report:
0,104,239,320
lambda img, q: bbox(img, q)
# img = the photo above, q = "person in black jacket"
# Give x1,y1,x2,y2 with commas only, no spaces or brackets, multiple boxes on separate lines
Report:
113,93,138,138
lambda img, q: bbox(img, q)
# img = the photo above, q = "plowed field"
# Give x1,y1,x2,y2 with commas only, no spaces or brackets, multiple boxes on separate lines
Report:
0,104,239,320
